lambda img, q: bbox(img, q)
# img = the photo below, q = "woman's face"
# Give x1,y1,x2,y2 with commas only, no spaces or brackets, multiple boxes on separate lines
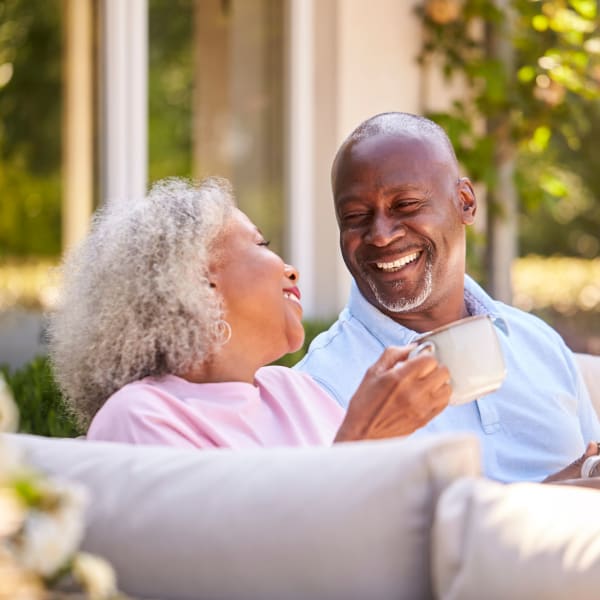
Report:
210,209,305,365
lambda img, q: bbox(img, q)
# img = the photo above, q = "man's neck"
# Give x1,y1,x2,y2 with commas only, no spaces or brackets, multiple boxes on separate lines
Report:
385,299,469,333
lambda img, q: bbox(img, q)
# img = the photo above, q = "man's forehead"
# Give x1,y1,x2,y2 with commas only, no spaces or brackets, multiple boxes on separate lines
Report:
333,132,448,189
343,131,444,164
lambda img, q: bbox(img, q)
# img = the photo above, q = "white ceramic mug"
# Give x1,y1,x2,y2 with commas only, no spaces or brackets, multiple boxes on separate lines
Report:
408,314,506,406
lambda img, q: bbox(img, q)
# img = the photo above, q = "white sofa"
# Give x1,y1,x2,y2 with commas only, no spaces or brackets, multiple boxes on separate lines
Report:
4,353,600,600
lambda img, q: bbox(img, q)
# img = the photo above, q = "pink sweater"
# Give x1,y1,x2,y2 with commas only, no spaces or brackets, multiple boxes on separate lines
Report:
87,366,345,449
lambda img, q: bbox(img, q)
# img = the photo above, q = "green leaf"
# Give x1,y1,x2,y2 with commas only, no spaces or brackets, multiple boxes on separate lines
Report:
1,356,83,438
532,14,549,31
518,65,536,82
569,0,597,20
540,172,568,197
530,126,552,152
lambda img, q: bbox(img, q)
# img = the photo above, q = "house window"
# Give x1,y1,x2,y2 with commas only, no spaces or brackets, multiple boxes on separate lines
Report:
149,0,285,254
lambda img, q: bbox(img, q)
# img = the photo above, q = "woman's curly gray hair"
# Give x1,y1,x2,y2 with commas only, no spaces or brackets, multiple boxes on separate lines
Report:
49,177,235,428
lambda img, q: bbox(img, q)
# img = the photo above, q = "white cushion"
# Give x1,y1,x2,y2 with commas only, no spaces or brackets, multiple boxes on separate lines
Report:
5,433,480,600
433,477,600,600
575,352,600,419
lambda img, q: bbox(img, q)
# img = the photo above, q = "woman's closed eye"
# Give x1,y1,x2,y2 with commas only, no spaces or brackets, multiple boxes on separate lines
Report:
258,239,271,247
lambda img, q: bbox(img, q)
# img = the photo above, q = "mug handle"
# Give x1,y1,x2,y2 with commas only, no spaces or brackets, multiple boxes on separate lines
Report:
408,340,436,359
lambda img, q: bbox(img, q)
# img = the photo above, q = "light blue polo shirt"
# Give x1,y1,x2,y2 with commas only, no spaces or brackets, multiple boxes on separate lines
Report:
295,276,600,482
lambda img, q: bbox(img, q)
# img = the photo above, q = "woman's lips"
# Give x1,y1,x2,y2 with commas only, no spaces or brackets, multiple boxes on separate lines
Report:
283,286,301,302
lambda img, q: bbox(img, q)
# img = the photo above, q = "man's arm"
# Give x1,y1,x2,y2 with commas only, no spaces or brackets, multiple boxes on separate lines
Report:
543,441,600,483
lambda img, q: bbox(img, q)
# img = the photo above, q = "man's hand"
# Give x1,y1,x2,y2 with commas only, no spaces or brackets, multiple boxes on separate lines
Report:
334,345,451,442
543,441,600,483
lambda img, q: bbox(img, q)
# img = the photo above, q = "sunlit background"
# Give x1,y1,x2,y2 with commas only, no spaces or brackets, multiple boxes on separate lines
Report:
1,0,600,372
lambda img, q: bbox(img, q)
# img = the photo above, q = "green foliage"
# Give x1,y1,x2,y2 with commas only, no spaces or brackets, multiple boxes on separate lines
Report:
0,0,63,173
417,0,600,259
148,0,194,183
1,355,83,438
0,0,63,257
0,167,61,258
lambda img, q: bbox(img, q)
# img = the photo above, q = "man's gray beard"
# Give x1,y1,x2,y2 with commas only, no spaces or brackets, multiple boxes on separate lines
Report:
365,255,433,314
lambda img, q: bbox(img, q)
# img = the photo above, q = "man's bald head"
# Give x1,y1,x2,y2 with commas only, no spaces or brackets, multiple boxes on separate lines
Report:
330,111,477,331
332,112,459,184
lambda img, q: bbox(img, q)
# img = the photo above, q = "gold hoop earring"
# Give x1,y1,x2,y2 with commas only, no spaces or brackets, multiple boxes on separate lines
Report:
216,319,232,345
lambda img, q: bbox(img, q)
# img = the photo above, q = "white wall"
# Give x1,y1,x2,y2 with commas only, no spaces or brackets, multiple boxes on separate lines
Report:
99,0,148,206
287,0,426,318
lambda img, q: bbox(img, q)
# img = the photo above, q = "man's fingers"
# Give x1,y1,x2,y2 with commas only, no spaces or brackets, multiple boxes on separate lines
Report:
584,440,600,458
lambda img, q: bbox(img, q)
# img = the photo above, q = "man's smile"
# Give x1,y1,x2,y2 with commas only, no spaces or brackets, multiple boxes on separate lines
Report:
374,250,422,272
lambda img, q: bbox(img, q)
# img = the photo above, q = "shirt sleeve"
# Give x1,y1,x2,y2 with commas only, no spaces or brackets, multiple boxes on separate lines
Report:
574,361,600,443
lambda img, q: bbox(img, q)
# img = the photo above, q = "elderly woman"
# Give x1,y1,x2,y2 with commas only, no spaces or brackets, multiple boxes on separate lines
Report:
49,178,451,448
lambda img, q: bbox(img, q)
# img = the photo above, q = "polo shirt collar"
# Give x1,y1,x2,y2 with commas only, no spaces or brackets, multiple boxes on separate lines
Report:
346,274,509,344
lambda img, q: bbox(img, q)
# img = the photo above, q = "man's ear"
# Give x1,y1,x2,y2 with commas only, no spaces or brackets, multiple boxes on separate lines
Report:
458,177,477,225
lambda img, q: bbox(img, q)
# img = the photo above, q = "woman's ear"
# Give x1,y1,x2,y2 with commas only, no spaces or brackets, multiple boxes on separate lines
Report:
207,259,220,289
458,177,477,225
207,267,218,289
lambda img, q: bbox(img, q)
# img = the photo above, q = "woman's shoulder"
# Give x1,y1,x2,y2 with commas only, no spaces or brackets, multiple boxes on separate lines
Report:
256,365,311,383
109,375,166,398
96,375,182,417
88,374,192,432
256,365,334,397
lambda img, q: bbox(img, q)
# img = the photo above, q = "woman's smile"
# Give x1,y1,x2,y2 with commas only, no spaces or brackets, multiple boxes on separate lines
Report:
284,285,302,306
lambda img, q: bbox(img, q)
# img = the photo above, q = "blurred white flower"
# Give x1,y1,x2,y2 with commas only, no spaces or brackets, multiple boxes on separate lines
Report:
15,480,88,576
0,438,124,598
0,440,26,485
0,375,19,433
0,487,26,537
73,552,118,600
0,553,45,600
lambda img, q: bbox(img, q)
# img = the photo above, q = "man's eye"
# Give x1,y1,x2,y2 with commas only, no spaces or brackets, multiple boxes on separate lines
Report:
341,213,368,224
394,200,420,210
258,240,271,247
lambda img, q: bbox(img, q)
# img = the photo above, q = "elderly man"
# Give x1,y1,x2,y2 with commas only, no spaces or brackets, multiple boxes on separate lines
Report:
296,111,600,483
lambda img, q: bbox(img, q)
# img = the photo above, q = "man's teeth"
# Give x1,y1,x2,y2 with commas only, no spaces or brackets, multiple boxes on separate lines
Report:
376,252,420,272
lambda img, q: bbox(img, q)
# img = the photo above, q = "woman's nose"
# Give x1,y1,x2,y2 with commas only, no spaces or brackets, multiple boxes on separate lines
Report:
284,264,300,283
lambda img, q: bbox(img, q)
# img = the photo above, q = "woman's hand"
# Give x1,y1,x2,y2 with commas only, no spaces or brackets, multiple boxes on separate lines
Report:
334,345,451,442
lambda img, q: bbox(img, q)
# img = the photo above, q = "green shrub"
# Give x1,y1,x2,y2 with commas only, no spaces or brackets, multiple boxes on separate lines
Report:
1,356,83,438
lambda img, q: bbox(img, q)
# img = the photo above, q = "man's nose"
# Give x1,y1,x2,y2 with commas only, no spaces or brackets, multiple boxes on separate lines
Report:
365,213,406,246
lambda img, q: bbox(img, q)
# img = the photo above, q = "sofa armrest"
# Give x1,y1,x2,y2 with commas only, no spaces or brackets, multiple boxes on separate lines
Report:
432,477,600,600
